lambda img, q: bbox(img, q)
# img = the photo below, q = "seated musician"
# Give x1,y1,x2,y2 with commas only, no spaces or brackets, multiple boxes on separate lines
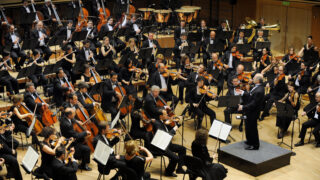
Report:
0,116,19,150
120,59,141,94
83,20,101,54
124,140,154,179
198,19,208,42
93,122,126,177
60,107,92,171
258,48,271,72
126,14,142,41
178,55,192,104
27,49,48,93
189,76,217,129
298,35,318,67
191,129,228,180
51,146,78,180
81,64,95,87
288,62,311,94
222,44,243,74
283,47,301,75
142,32,161,66
227,64,249,89
24,82,48,118
101,73,123,120
121,38,140,66
77,40,97,67
99,16,115,37
233,31,248,44
187,64,207,89
224,76,245,130
0,50,19,96
57,45,76,83
148,54,167,76
9,95,39,145
5,25,27,70
174,32,194,68
260,65,287,120
37,126,74,179
148,63,179,109
252,30,268,65
76,81,99,112
308,75,320,104
276,82,300,139
31,21,52,62
208,53,227,96
295,92,320,148
56,20,78,51
0,123,23,180
53,68,73,107
202,31,218,67
99,36,118,74
174,20,187,41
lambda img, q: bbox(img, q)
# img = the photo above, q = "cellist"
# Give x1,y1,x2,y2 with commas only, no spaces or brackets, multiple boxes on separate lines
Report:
76,82,99,114
24,82,48,119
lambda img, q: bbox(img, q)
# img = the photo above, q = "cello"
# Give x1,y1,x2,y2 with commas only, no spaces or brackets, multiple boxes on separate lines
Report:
34,92,57,126
76,0,89,30
17,103,44,135
97,0,111,31
84,92,108,123
72,117,95,152
89,68,102,102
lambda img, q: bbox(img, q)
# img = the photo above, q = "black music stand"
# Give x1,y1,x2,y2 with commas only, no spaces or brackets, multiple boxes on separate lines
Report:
262,30,269,37
43,64,55,75
17,67,29,79
187,32,201,42
157,48,173,60
139,47,153,60
241,29,253,38
72,31,87,48
275,101,296,156
256,41,271,50
236,44,251,55
22,38,38,51
208,43,225,54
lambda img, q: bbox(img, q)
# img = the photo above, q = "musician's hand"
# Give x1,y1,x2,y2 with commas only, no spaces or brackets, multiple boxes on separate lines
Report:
173,126,178,131
266,83,270,88
52,18,57,22
288,75,292,79
193,103,199,108
136,29,141,34
238,105,243,111
86,130,91,136
28,113,34,118
69,137,74,143
139,146,146,151
0,158,5,165
116,92,122,99
160,88,167,92
115,155,120,160
12,149,16,155
162,109,167,116
307,87,312,93
301,111,306,116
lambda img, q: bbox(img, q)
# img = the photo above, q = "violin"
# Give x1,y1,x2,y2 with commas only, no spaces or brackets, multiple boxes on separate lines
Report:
199,85,216,98
17,103,44,135
277,73,285,81
213,59,225,70
289,53,300,61
106,128,121,139
34,93,57,126
237,72,252,91
140,111,154,133
129,66,142,73
232,51,243,59
261,54,269,65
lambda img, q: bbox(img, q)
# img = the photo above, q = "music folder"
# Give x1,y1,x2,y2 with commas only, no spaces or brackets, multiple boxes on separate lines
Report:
218,95,241,108
151,130,173,151
209,119,232,142
21,146,39,174
93,140,112,166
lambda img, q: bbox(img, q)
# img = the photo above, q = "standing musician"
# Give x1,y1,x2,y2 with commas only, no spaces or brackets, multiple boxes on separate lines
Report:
31,21,52,62
84,20,101,54
252,30,268,65
233,31,248,44
224,76,245,130
202,31,218,67
174,20,186,41
0,51,19,96
288,62,310,94
67,0,80,24
60,107,92,171
260,65,287,120
148,63,179,109
174,32,194,68
256,17,266,29
53,68,73,107
56,20,77,51
40,0,57,26
142,32,160,67
208,53,227,96
223,44,243,75
295,92,320,148
276,82,300,139
27,49,48,93
99,36,118,74
189,76,217,129
198,20,208,42
57,45,76,83
51,146,78,180
283,47,301,75
298,35,319,67
5,25,27,70
238,74,265,150
93,122,126,177
21,0,35,39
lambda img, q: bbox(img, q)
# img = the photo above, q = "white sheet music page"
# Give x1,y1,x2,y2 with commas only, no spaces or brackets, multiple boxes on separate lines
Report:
209,119,232,141
22,146,39,173
151,130,173,151
111,111,120,129
94,140,111,165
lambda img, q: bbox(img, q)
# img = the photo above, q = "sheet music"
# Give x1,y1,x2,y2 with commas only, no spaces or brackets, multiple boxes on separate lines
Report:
22,146,39,173
27,116,37,137
111,111,120,129
151,130,173,151
93,140,111,165
209,119,232,141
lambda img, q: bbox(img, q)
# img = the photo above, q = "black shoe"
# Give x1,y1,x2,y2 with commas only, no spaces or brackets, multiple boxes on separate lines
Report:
244,141,249,145
180,100,184,104
295,141,304,147
79,165,92,171
176,168,185,174
277,131,284,139
164,172,177,177
245,145,259,150
316,143,320,148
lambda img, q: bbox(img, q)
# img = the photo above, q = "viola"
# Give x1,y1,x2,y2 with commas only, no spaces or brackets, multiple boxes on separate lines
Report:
261,54,269,65
232,51,243,59
156,96,180,127
199,85,216,98
84,92,107,123
140,111,153,133
277,73,285,81
34,93,57,126
17,104,44,135
289,53,300,61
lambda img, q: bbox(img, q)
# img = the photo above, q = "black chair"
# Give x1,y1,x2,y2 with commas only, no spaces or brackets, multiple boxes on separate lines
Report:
118,166,139,180
183,155,207,180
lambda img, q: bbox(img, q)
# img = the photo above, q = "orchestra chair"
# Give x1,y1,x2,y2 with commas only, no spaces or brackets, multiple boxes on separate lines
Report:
14,131,29,149
147,152,166,180
182,155,206,180
118,166,139,180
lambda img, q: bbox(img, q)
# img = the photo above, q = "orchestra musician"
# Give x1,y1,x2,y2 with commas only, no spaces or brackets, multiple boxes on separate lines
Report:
121,38,140,66
99,17,115,38
27,49,48,93
59,107,92,171
148,54,167,77
81,64,95,87
174,20,187,41
20,0,35,39
99,36,118,74
288,62,311,94
0,51,19,96
295,92,320,148
202,31,218,67
0,117,19,150
57,45,76,83
178,55,192,104
174,32,194,68
67,0,80,24
77,40,97,67
56,20,77,51
238,73,265,150
283,47,301,75
24,82,48,117
308,75,320,104
208,53,227,96
258,48,271,72
120,59,139,95
233,31,248,44
298,35,319,67
51,146,78,180
40,0,57,26
84,20,101,54
256,17,266,29
31,21,53,62
222,44,243,75
5,25,27,71
126,14,143,42
76,82,99,112
53,68,73,107
252,30,268,65
142,32,160,67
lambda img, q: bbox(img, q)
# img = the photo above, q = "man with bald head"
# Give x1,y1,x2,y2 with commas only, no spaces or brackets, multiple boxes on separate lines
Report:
295,92,320,147
238,73,265,150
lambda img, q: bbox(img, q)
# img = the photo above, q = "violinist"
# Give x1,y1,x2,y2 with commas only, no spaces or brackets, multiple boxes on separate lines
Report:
308,75,320,104
0,123,23,180
56,20,77,51
148,54,167,77
208,53,226,96
124,140,154,179
53,68,73,107
51,146,78,180
99,36,118,74
260,66,287,121
224,77,245,130
233,31,248,44
252,30,268,64
276,82,300,139
142,32,161,66
0,51,19,96
31,21,52,62
0,120,19,151
143,85,168,120
148,63,179,109
126,14,143,41
295,92,320,148
60,107,92,171
27,49,48,92
227,64,250,90
174,32,193,68
298,35,319,67
258,48,271,72
288,62,310,94
223,44,243,74
283,47,301,75
178,55,192,104
187,64,207,89
120,59,138,95
189,76,217,129
57,45,76,83
93,122,126,177
24,82,48,117
5,25,27,71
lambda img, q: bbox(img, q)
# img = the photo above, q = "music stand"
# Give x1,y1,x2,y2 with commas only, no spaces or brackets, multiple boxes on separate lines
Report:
275,101,296,155
43,64,55,75
218,95,241,108
17,67,29,79
22,38,38,51
256,41,271,50
93,140,111,166
236,44,251,55
208,43,224,54
21,146,39,176
242,29,253,38
187,32,201,42
139,47,153,60
72,31,87,49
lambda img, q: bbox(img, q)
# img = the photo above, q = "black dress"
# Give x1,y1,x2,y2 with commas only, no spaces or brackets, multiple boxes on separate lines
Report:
125,155,146,180
276,92,300,131
39,141,55,178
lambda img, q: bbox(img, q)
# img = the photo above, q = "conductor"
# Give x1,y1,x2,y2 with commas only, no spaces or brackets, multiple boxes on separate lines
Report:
238,74,265,150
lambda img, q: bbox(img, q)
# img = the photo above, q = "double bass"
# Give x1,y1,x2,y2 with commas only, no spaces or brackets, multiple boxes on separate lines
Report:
76,0,89,30
34,93,57,126
17,104,44,135
97,0,111,31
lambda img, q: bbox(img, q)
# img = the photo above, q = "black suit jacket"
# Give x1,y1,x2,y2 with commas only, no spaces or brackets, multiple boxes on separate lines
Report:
53,78,69,107
222,51,239,69
60,116,87,140
191,141,213,165
20,5,35,25
101,79,118,112
174,39,193,59
233,36,248,44
148,71,174,96
51,158,78,180
243,84,265,118
174,27,186,40
142,39,160,49
40,4,55,22
31,29,49,47
143,93,163,120
76,91,94,110
24,92,43,112
4,32,22,51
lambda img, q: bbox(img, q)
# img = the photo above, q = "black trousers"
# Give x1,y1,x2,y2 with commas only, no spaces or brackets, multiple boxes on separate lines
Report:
164,143,186,174
102,102,118,120
211,78,224,96
0,75,19,94
29,74,48,90
39,46,52,61
11,48,27,68
262,93,281,117
191,104,216,129
178,80,187,101
129,128,152,149
298,118,320,142
224,107,241,124
1,154,23,180
245,113,260,147
74,143,91,165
